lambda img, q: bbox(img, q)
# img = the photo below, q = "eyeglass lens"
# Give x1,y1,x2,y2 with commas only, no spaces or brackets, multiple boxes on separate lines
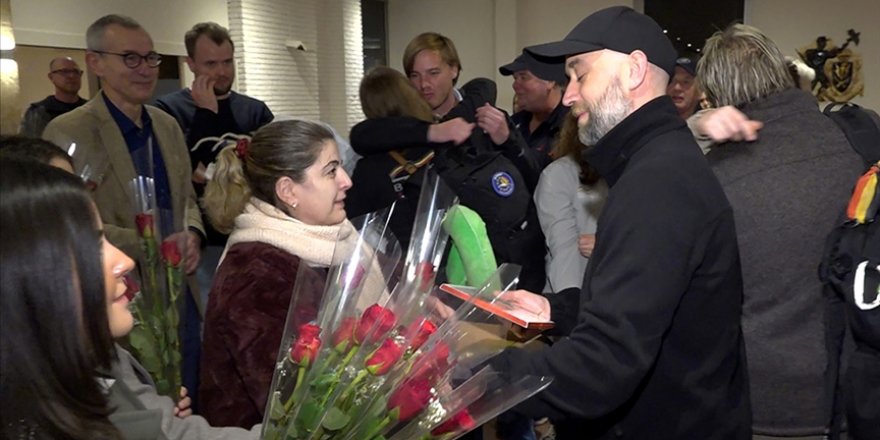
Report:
123,52,162,68
51,69,83,76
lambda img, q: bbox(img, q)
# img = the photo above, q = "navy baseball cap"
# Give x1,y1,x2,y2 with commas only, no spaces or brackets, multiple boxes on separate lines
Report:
525,6,677,76
499,50,568,85
674,54,699,76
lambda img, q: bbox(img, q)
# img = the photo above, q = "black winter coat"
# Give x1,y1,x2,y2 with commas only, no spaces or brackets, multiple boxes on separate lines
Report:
492,97,751,439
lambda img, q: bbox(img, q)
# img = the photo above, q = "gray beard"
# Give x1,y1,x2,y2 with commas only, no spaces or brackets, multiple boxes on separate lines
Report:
578,77,632,146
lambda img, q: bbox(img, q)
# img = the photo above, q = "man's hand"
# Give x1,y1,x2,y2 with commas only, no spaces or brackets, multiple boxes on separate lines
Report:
693,106,763,143
578,234,596,258
475,103,510,145
426,295,456,322
191,75,218,114
173,386,193,418
167,230,202,275
502,289,551,321
427,117,474,145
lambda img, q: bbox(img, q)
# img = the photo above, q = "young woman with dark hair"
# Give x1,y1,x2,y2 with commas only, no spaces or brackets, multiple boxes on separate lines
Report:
1,159,121,439
0,135,74,172
0,159,260,439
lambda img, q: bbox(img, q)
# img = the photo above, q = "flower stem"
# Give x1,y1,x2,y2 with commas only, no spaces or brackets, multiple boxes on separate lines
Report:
341,345,358,366
338,369,368,407
363,415,392,439
283,365,307,413
320,345,359,406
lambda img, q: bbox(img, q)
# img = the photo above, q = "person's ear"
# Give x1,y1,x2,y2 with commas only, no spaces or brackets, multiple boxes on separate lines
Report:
625,50,649,91
451,64,460,83
185,57,196,74
85,52,102,76
275,176,299,211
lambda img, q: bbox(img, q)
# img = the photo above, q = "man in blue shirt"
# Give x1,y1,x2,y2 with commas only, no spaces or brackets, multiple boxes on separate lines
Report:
43,13,205,408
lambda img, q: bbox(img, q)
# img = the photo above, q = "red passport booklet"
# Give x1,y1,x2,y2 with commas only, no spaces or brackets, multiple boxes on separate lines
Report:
439,284,555,330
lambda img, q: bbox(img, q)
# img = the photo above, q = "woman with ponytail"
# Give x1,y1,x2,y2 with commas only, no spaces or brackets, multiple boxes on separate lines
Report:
198,120,358,428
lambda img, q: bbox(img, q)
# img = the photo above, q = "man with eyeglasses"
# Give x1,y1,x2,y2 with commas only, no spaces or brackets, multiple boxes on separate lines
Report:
19,57,87,137
43,14,205,415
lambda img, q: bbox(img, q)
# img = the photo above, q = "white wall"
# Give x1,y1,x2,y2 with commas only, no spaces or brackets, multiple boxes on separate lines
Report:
748,0,879,109
388,0,497,87
388,0,879,112
10,0,228,54
387,0,636,113
228,0,364,134
9,0,364,136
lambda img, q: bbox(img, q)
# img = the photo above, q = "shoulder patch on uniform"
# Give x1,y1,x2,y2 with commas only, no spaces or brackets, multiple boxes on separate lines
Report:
491,171,515,197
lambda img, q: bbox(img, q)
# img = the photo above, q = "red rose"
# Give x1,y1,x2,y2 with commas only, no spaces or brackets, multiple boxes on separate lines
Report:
234,138,250,159
417,261,434,290
387,378,433,422
289,323,322,366
405,317,437,352
135,213,154,238
160,240,183,267
365,337,403,376
431,409,476,436
123,274,140,301
355,304,397,344
410,341,452,383
332,317,357,353
349,264,366,289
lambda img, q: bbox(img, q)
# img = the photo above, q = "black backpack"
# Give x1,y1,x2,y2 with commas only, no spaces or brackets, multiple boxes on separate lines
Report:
432,143,546,292
818,103,880,440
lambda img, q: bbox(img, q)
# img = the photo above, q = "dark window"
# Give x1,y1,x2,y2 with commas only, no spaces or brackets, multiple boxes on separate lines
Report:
362,0,387,71
644,0,744,55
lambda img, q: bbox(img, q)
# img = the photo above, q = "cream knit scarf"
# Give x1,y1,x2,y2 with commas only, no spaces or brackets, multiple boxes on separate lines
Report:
223,197,357,267
222,198,390,309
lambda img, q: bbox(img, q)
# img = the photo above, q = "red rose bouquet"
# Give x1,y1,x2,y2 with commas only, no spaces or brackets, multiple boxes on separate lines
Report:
261,170,553,439
126,175,186,399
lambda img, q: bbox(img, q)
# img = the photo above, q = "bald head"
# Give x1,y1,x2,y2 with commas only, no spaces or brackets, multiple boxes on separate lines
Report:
47,57,83,101
49,57,76,71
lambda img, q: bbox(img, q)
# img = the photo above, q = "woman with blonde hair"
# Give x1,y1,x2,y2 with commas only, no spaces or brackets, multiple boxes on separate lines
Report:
199,120,358,428
345,66,437,246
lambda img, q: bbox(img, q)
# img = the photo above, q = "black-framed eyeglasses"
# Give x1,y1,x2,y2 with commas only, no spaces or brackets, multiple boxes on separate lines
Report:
93,50,162,69
50,68,83,76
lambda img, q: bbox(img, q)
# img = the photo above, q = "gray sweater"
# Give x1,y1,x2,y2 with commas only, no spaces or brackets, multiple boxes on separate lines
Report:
707,88,863,436
106,345,261,440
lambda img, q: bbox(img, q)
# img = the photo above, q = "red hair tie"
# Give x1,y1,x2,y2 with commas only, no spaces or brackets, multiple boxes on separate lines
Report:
234,138,250,159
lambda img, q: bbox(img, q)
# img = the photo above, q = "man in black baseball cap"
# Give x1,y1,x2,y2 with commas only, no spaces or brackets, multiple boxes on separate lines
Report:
490,6,751,439
498,50,568,167
667,54,702,119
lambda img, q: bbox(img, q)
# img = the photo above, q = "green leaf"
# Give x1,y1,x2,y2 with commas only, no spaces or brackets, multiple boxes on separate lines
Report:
127,327,161,373
321,406,350,431
296,400,322,432
268,392,286,421
310,373,339,395
154,377,170,396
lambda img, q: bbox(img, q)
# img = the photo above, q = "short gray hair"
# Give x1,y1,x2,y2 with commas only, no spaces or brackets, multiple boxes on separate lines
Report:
85,14,143,51
698,24,794,107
